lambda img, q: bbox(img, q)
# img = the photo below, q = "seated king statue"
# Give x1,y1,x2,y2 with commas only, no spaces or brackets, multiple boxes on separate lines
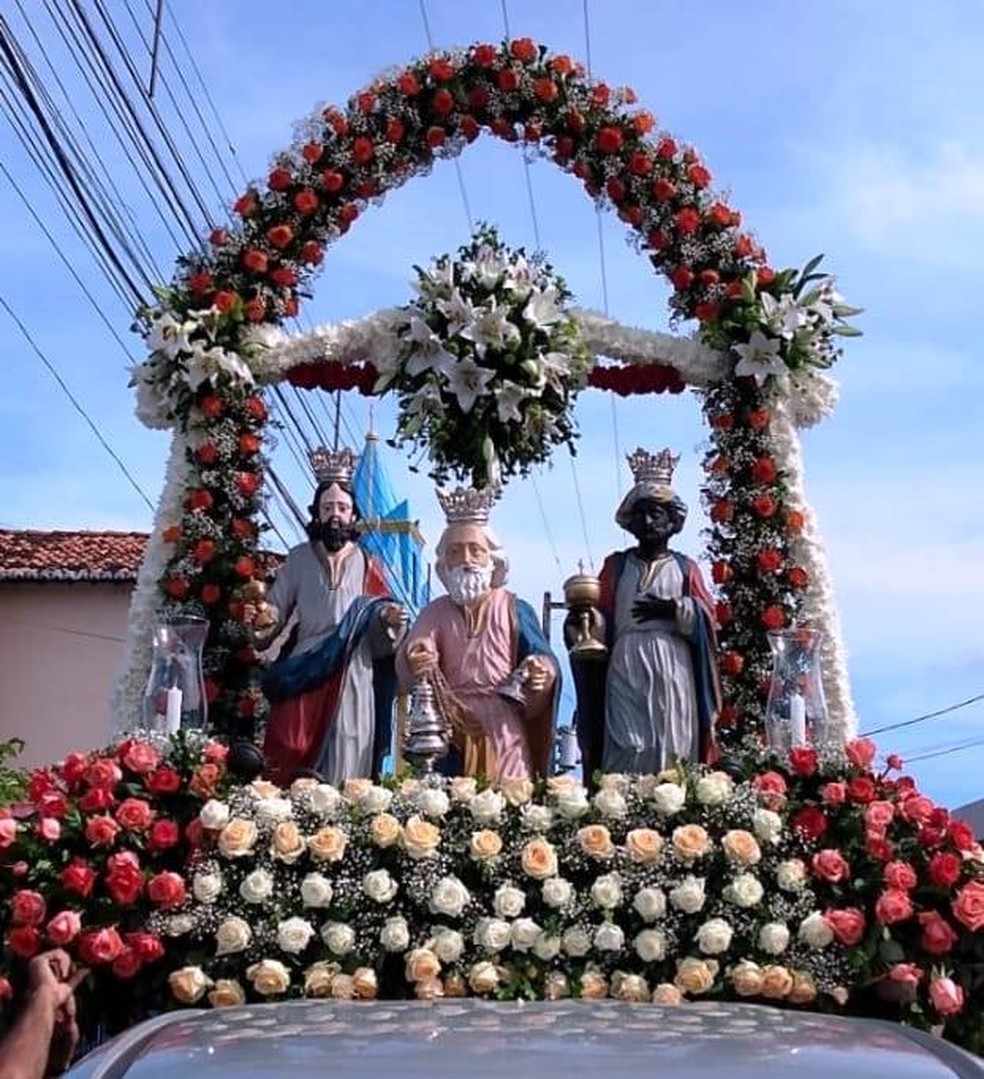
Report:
396,486,559,782
581,448,721,778
245,446,406,786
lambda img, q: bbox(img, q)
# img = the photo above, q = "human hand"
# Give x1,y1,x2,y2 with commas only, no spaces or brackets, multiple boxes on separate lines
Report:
631,597,677,623
379,603,408,631
407,640,438,679
28,951,86,1076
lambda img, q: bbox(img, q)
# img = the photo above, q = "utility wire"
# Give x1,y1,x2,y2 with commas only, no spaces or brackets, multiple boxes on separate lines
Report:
861,692,984,738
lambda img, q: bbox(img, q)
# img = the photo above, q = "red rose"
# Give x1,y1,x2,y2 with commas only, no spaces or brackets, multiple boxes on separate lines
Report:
734,234,755,258
10,890,46,926
204,741,229,764
238,433,261,456
0,818,17,849
472,43,498,67
549,53,575,75
145,766,181,795
883,861,918,891
105,852,143,906
127,931,165,963
670,266,694,290
244,396,267,421
85,815,120,847
751,456,777,484
267,167,292,191
848,776,877,804
711,560,732,585
242,249,268,274
322,108,348,136
78,927,125,966
350,136,375,165
952,880,984,932
863,799,894,829
594,126,624,154
300,240,323,266
651,178,677,203
674,207,700,235
540,79,567,107
509,36,538,62
715,602,732,626
757,548,782,574
61,861,96,898
86,757,122,788
185,818,205,849
46,910,82,947
7,926,41,959
605,178,626,204
270,266,298,288
752,771,788,806
432,88,455,116
709,499,733,524
788,746,818,777
791,805,827,840
187,268,212,295
186,488,214,512
866,832,895,862
845,737,877,769
39,791,67,819
191,538,215,565
355,90,375,113
111,947,142,980
233,192,256,216
929,976,965,1017
687,163,711,188
236,472,261,497
787,566,809,589
746,407,771,429
231,517,255,540
760,605,786,631
148,819,180,851
928,851,963,889
234,556,256,580
887,962,922,990
385,117,406,144
825,908,865,946
200,584,221,605
147,871,187,910
396,71,420,96
199,395,223,420
948,820,975,852
899,794,935,825
708,201,733,227
60,752,88,787
654,137,677,160
80,788,115,814
338,201,360,226
321,169,345,194
875,888,914,925
209,227,229,246
719,651,744,676
919,911,957,955
590,83,611,107
785,509,805,533
812,848,850,883
115,798,155,832
244,297,267,323
301,141,322,163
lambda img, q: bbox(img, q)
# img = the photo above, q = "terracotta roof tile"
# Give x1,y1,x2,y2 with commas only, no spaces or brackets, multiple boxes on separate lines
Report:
0,530,147,582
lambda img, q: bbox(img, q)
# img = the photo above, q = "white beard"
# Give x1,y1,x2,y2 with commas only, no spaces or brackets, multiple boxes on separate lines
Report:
445,564,494,606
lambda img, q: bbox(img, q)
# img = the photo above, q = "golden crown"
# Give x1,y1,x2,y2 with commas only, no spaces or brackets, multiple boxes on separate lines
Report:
627,447,679,487
435,485,498,526
309,446,357,485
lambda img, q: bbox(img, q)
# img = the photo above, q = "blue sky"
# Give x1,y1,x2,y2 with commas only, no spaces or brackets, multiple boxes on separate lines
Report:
1,1,982,805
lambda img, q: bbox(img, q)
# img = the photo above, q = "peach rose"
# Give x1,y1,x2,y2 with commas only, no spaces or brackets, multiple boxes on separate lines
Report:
246,958,291,996
729,960,763,997
625,828,663,864
369,813,403,849
217,818,258,858
308,825,347,863
578,970,609,1000
521,838,559,879
469,830,503,861
343,778,374,801
952,880,984,932
722,829,761,866
330,973,355,999
444,972,468,998
760,965,794,1000
303,960,339,998
468,961,500,994
207,979,246,1007
544,972,570,1000
405,947,441,983
169,965,212,1003
352,967,379,999
672,824,711,861
499,777,535,806
546,775,577,796
674,957,717,995
788,971,818,1004
271,821,305,863
415,977,444,1000
449,776,477,803
403,815,441,859
652,983,683,1006
577,824,614,859
249,780,281,800
611,972,649,1002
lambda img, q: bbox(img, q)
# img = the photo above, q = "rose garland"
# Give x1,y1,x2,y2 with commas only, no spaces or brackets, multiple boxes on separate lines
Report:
119,35,859,742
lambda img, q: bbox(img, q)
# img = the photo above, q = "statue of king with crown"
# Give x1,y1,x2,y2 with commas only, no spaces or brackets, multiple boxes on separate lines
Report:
243,446,406,786
396,486,559,782
575,448,721,780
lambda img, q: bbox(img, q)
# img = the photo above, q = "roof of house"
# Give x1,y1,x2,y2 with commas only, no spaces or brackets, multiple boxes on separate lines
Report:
954,798,984,837
0,529,148,582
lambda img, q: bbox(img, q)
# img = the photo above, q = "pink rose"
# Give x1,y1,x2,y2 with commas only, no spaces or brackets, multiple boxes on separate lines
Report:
887,962,922,988
85,815,120,847
85,758,122,789
752,771,787,808
883,861,917,892
864,801,895,832
46,910,82,946
111,947,142,980
812,848,850,883
10,890,46,926
147,871,186,910
115,798,155,832
126,931,164,963
825,907,866,946
845,737,877,769
60,752,89,786
928,976,964,1017
0,818,17,848
918,911,957,956
951,880,984,933
820,781,846,805
875,888,913,925
899,794,935,825
78,926,124,966
120,742,161,775
36,817,61,842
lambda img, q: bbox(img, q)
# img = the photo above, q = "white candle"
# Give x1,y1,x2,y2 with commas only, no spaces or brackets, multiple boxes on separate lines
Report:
165,686,183,735
789,692,807,746
558,728,579,769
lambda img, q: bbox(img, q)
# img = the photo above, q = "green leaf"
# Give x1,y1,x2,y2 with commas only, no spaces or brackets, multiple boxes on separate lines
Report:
832,325,863,338
879,937,906,964
799,253,825,280
833,303,865,317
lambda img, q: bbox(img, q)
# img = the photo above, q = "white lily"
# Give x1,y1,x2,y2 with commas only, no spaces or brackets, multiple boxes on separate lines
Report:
502,256,534,300
474,247,507,290
733,330,787,385
413,259,455,299
146,312,196,360
523,287,564,330
437,288,479,337
403,315,457,378
496,380,531,424
459,301,521,358
540,351,573,385
759,293,806,340
443,356,495,413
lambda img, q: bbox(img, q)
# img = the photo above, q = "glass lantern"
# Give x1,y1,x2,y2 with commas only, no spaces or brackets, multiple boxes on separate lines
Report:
142,615,209,734
763,627,829,752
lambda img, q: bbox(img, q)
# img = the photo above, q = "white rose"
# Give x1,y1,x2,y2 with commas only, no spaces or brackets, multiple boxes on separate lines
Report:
758,922,791,955
798,911,835,949
321,921,356,955
239,868,274,905
469,788,505,825
277,916,315,954
562,926,592,957
215,916,252,956
533,933,561,961
723,873,764,909
542,877,574,909
415,787,450,818
300,872,334,908
474,917,512,953
309,783,342,816
590,873,624,910
633,887,667,922
650,783,686,815
752,808,783,843
695,771,734,806
359,785,393,814
598,772,630,793
511,918,542,951
166,914,195,937
363,869,399,904
493,884,526,919
429,876,470,918
670,876,706,914
776,859,807,891
695,917,734,955
593,788,627,819
634,928,666,962
428,926,464,964
521,805,554,832
593,922,625,952
199,799,230,830
555,788,590,820
192,869,223,903
449,776,477,803
380,916,411,953
254,797,292,823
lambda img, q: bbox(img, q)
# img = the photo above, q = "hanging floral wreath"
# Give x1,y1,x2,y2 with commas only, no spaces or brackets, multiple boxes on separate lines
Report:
375,224,591,488
120,35,860,744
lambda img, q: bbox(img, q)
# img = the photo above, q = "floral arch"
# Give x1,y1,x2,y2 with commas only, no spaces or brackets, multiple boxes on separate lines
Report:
119,36,859,750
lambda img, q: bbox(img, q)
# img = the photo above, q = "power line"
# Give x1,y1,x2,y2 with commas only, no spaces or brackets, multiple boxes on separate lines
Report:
861,692,984,738
904,736,984,765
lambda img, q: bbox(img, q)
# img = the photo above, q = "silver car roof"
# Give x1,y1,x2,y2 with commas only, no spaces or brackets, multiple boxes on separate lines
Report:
67,999,983,1079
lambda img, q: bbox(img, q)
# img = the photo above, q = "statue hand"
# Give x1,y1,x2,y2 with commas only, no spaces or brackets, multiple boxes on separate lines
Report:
379,602,407,631
242,600,278,631
407,640,438,679
632,597,677,623
522,655,553,694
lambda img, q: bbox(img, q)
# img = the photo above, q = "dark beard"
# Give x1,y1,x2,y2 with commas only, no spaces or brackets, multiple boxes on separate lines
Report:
307,519,356,551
